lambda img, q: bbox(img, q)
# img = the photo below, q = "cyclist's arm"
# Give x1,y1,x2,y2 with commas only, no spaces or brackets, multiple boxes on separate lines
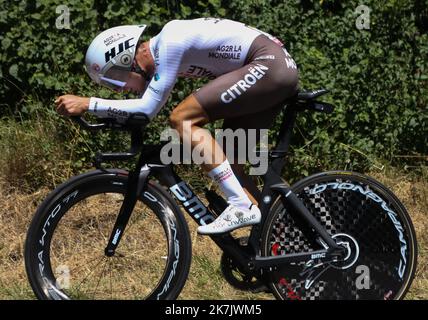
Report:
87,88,169,121
87,37,183,122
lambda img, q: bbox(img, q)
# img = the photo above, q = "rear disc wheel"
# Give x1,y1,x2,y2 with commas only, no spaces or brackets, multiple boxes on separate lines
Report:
261,171,417,300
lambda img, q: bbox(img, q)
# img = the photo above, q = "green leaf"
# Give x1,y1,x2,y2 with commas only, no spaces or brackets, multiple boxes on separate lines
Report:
1,37,11,49
31,13,42,20
218,8,226,16
180,4,191,17
9,64,20,80
208,0,221,7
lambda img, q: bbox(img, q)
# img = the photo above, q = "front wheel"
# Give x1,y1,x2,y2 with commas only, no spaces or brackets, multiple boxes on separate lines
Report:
261,171,417,300
25,169,192,300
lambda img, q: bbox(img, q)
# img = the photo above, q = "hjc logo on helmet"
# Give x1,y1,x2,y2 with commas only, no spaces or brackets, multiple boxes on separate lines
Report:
104,38,135,63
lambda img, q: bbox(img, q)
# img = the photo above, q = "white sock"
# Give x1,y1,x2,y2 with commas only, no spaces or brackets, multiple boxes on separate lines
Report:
208,159,253,210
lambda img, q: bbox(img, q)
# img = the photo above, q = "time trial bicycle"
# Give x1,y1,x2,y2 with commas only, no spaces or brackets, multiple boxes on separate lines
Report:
25,89,417,300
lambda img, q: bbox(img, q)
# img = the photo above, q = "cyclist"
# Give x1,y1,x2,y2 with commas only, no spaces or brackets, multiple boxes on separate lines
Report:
54,18,298,235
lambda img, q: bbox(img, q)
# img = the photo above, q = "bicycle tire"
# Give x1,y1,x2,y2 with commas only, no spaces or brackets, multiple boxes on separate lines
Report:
25,169,192,300
261,171,417,300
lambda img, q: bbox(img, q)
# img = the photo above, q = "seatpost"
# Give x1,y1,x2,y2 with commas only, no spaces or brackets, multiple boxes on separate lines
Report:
270,104,298,174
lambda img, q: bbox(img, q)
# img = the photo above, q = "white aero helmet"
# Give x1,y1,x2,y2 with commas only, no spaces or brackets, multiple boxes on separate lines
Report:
85,25,147,91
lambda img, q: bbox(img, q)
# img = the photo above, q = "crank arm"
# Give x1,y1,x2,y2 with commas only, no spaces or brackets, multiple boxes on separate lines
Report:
253,249,340,270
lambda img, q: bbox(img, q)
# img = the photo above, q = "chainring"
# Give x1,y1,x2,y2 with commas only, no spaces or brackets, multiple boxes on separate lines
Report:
220,237,270,293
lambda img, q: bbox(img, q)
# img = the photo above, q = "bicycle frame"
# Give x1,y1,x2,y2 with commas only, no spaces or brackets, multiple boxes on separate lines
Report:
74,93,344,275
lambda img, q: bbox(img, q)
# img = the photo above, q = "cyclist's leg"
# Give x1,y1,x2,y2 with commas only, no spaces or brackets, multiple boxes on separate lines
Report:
222,103,284,205
168,97,273,207
169,94,255,209
229,162,261,205
169,94,225,172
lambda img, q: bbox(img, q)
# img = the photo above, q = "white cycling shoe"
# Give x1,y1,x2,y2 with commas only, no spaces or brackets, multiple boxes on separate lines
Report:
197,204,261,235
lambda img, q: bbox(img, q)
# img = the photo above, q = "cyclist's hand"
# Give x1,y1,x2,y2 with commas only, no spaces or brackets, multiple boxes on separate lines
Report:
55,95,90,116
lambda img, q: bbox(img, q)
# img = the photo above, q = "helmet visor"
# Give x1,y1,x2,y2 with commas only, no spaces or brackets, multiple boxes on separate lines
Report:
100,65,133,91
99,76,127,91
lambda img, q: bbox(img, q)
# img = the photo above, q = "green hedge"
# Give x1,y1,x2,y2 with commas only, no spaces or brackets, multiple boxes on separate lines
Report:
0,0,427,185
